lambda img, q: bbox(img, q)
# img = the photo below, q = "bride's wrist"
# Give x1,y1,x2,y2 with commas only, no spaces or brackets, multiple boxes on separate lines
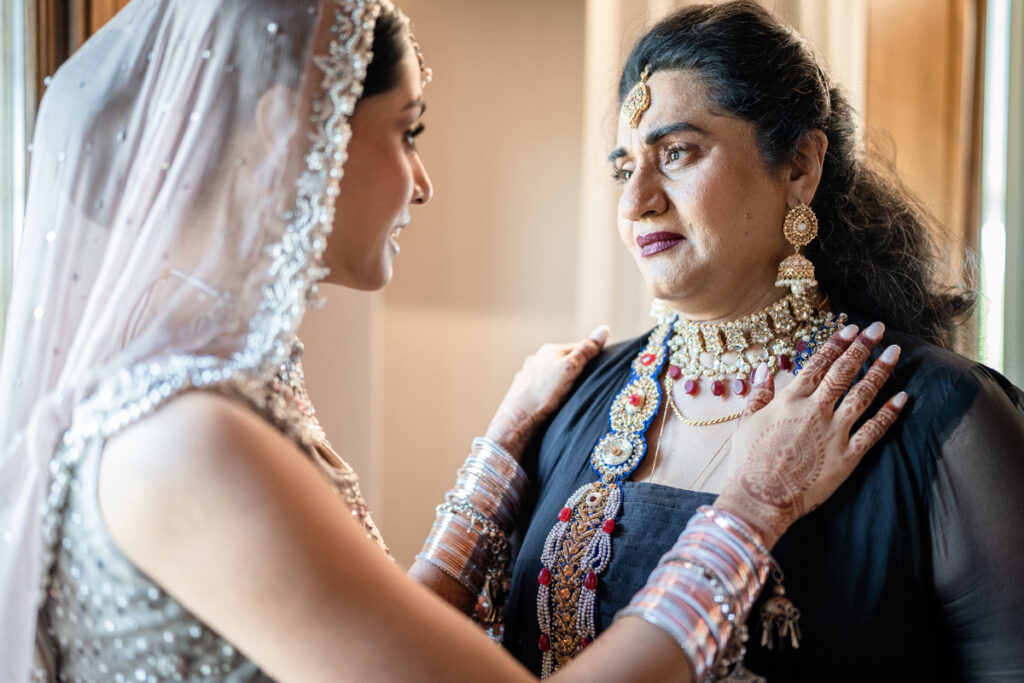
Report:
483,407,538,461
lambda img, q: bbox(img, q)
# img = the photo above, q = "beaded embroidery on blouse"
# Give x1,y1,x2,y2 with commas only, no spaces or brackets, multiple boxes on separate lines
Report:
247,338,387,551
36,337,385,682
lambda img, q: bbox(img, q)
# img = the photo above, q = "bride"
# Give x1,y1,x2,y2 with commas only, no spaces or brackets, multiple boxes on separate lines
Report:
0,1,903,681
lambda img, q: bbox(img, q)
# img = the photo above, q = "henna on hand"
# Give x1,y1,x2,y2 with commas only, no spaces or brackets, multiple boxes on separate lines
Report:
715,322,905,547
484,406,540,459
813,336,878,408
846,392,906,460
718,415,826,543
788,325,857,395
833,344,901,431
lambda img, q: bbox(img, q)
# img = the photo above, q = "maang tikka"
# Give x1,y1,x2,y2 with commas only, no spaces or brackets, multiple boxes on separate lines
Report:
775,202,819,297
621,64,652,129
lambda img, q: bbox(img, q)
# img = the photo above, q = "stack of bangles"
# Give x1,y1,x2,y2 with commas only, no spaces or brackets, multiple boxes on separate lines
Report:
420,444,775,680
417,437,529,596
617,505,775,681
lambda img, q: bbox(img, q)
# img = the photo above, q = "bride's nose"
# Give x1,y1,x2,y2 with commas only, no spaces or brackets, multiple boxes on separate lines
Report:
412,154,433,205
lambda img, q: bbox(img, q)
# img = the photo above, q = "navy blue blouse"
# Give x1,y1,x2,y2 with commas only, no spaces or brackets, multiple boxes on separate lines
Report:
502,321,1024,681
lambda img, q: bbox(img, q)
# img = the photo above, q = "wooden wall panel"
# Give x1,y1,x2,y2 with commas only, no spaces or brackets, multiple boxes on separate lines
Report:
865,0,982,264
36,0,132,98
89,0,131,33
35,0,67,95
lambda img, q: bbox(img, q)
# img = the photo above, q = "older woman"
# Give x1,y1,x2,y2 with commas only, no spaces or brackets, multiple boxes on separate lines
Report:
499,3,1024,681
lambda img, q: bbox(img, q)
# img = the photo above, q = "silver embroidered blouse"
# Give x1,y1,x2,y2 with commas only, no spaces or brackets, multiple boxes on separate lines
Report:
35,340,385,682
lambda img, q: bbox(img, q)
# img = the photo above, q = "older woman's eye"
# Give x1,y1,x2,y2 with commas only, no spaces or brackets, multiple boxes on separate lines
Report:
664,145,690,164
612,167,633,183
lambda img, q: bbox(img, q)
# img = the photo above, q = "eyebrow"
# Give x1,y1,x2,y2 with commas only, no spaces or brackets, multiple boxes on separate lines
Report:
403,97,426,116
607,120,706,162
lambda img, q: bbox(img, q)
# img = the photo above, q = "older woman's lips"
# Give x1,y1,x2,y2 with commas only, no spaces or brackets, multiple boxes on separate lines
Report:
636,231,684,257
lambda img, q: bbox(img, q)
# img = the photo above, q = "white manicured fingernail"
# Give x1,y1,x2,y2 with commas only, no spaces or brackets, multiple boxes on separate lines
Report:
589,325,610,343
880,344,900,363
753,362,769,384
865,321,885,340
892,391,908,408
840,324,859,341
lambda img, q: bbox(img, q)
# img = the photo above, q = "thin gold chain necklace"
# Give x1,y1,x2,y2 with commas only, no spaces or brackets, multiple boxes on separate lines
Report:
646,400,735,487
666,381,744,426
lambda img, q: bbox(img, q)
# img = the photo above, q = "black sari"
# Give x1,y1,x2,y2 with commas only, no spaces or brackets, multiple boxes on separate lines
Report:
502,318,1024,681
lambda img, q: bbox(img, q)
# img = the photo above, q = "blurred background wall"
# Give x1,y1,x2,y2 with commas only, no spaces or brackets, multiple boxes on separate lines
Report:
3,0,1018,565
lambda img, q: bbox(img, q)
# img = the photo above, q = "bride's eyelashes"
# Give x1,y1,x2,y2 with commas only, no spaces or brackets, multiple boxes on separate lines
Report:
404,122,425,148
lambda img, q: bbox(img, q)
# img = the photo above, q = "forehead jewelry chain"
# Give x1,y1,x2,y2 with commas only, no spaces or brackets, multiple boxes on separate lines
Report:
621,64,652,129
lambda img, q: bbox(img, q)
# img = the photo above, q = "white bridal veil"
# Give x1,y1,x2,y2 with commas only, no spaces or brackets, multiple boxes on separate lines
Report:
0,0,396,677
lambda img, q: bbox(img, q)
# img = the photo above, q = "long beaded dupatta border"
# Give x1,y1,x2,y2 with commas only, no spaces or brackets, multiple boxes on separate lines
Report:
537,319,673,677
36,0,381,608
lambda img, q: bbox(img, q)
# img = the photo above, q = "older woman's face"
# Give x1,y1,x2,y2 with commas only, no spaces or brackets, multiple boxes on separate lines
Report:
611,69,792,318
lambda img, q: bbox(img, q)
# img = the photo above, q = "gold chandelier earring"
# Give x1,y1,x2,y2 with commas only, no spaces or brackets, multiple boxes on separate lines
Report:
775,202,819,299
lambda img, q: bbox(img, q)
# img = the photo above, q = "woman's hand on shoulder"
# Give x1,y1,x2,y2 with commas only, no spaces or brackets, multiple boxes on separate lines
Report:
715,322,907,546
484,325,609,457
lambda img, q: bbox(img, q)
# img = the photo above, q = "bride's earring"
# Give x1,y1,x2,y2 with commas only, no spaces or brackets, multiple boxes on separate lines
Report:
775,202,819,299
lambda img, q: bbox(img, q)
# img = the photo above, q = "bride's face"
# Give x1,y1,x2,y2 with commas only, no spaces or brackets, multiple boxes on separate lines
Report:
326,48,433,290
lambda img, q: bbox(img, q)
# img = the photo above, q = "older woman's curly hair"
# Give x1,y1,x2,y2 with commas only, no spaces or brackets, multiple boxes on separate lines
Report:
619,0,975,349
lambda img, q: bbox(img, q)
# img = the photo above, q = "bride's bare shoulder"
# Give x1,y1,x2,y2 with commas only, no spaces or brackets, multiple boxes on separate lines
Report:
97,390,307,563
100,389,293,481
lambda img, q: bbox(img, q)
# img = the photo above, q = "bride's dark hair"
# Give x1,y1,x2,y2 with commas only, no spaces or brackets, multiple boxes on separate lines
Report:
363,7,412,97
619,0,975,349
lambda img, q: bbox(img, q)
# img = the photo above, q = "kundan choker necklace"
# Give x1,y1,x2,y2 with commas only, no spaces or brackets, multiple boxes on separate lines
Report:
667,292,827,399
534,295,844,677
